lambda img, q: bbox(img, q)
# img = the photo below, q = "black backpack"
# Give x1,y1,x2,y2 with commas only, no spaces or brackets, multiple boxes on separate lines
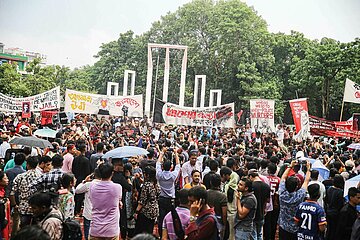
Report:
44,214,82,240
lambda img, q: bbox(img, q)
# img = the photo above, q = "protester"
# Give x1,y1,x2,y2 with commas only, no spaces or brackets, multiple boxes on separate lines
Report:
181,150,202,185
308,169,326,208
294,183,327,240
264,163,280,240
28,192,63,240
61,144,75,173
183,170,205,189
156,147,181,238
324,174,345,240
89,162,122,240
72,143,91,216
207,174,227,238
162,189,190,240
134,166,159,235
185,186,219,240
10,156,41,228
335,187,360,240
248,169,270,240
220,166,239,240
58,173,76,219
234,177,257,240
278,160,311,240
75,169,101,240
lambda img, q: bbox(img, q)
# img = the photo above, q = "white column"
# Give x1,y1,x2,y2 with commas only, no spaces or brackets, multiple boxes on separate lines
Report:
193,77,199,108
193,75,206,107
209,89,222,107
179,47,188,106
163,48,170,101
123,72,129,96
200,76,206,108
106,82,119,96
145,45,153,117
123,70,136,96
130,71,136,96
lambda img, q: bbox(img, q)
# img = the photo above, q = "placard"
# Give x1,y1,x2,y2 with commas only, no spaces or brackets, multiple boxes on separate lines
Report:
250,99,275,133
64,89,143,117
0,87,60,112
153,99,235,128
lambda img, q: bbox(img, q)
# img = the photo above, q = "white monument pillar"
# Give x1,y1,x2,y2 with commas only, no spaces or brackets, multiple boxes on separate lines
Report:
209,89,222,107
123,70,136,96
145,43,188,117
193,75,206,108
163,48,170,101
106,82,119,96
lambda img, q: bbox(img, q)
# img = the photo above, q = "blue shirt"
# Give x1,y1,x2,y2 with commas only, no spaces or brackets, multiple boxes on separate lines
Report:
295,201,326,240
278,181,306,233
156,162,180,198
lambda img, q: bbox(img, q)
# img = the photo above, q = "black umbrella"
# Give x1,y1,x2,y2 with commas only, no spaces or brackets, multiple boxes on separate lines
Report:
10,136,53,149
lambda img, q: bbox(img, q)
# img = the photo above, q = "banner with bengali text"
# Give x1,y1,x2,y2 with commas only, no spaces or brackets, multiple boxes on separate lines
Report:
0,87,60,112
250,99,275,133
153,99,235,128
309,115,360,138
64,89,143,117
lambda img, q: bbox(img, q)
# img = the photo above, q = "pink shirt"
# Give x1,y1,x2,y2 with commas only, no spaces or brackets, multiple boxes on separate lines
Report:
62,153,74,173
90,181,122,238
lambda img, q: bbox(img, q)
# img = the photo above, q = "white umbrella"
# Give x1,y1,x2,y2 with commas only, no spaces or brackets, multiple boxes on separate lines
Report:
103,146,149,159
34,128,57,138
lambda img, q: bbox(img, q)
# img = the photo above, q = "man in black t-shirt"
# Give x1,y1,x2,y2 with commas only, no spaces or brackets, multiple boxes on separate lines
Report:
248,169,270,240
335,187,360,240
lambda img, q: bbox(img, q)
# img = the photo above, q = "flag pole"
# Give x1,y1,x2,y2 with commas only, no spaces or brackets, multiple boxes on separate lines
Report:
340,100,345,121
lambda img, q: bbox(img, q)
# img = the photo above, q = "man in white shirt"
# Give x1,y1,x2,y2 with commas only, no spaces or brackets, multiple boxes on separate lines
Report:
308,169,326,208
0,134,11,159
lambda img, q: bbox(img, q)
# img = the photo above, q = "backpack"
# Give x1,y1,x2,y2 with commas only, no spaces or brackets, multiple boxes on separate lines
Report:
195,213,221,240
44,214,82,240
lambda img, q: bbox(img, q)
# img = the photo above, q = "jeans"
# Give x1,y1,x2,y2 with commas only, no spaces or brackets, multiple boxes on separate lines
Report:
235,228,257,240
263,209,279,240
158,197,174,238
252,219,264,240
83,217,91,240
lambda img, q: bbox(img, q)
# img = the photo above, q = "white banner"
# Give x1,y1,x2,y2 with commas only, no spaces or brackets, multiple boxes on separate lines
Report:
153,99,235,128
0,87,60,112
64,89,143,117
343,78,360,104
250,99,275,133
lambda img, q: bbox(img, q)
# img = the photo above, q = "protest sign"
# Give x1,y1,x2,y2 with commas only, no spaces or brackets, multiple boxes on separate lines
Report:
0,87,60,112
250,99,275,133
64,89,143,117
289,98,309,133
22,102,31,118
153,99,235,128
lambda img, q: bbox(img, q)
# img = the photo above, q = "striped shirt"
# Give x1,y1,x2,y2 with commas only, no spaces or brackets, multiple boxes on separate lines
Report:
162,207,190,240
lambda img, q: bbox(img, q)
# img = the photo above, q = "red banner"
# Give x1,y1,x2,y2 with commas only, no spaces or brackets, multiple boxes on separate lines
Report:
309,115,360,138
41,110,57,125
22,102,31,119
289,98,308,133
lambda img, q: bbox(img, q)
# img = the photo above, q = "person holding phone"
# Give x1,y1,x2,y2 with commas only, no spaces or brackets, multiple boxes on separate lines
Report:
185,186,219,240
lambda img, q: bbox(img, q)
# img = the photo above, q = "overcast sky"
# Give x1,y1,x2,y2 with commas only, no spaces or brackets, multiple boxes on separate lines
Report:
0,0,359,68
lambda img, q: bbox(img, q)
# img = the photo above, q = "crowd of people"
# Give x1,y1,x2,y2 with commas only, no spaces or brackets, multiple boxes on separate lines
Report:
0,113,359,240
